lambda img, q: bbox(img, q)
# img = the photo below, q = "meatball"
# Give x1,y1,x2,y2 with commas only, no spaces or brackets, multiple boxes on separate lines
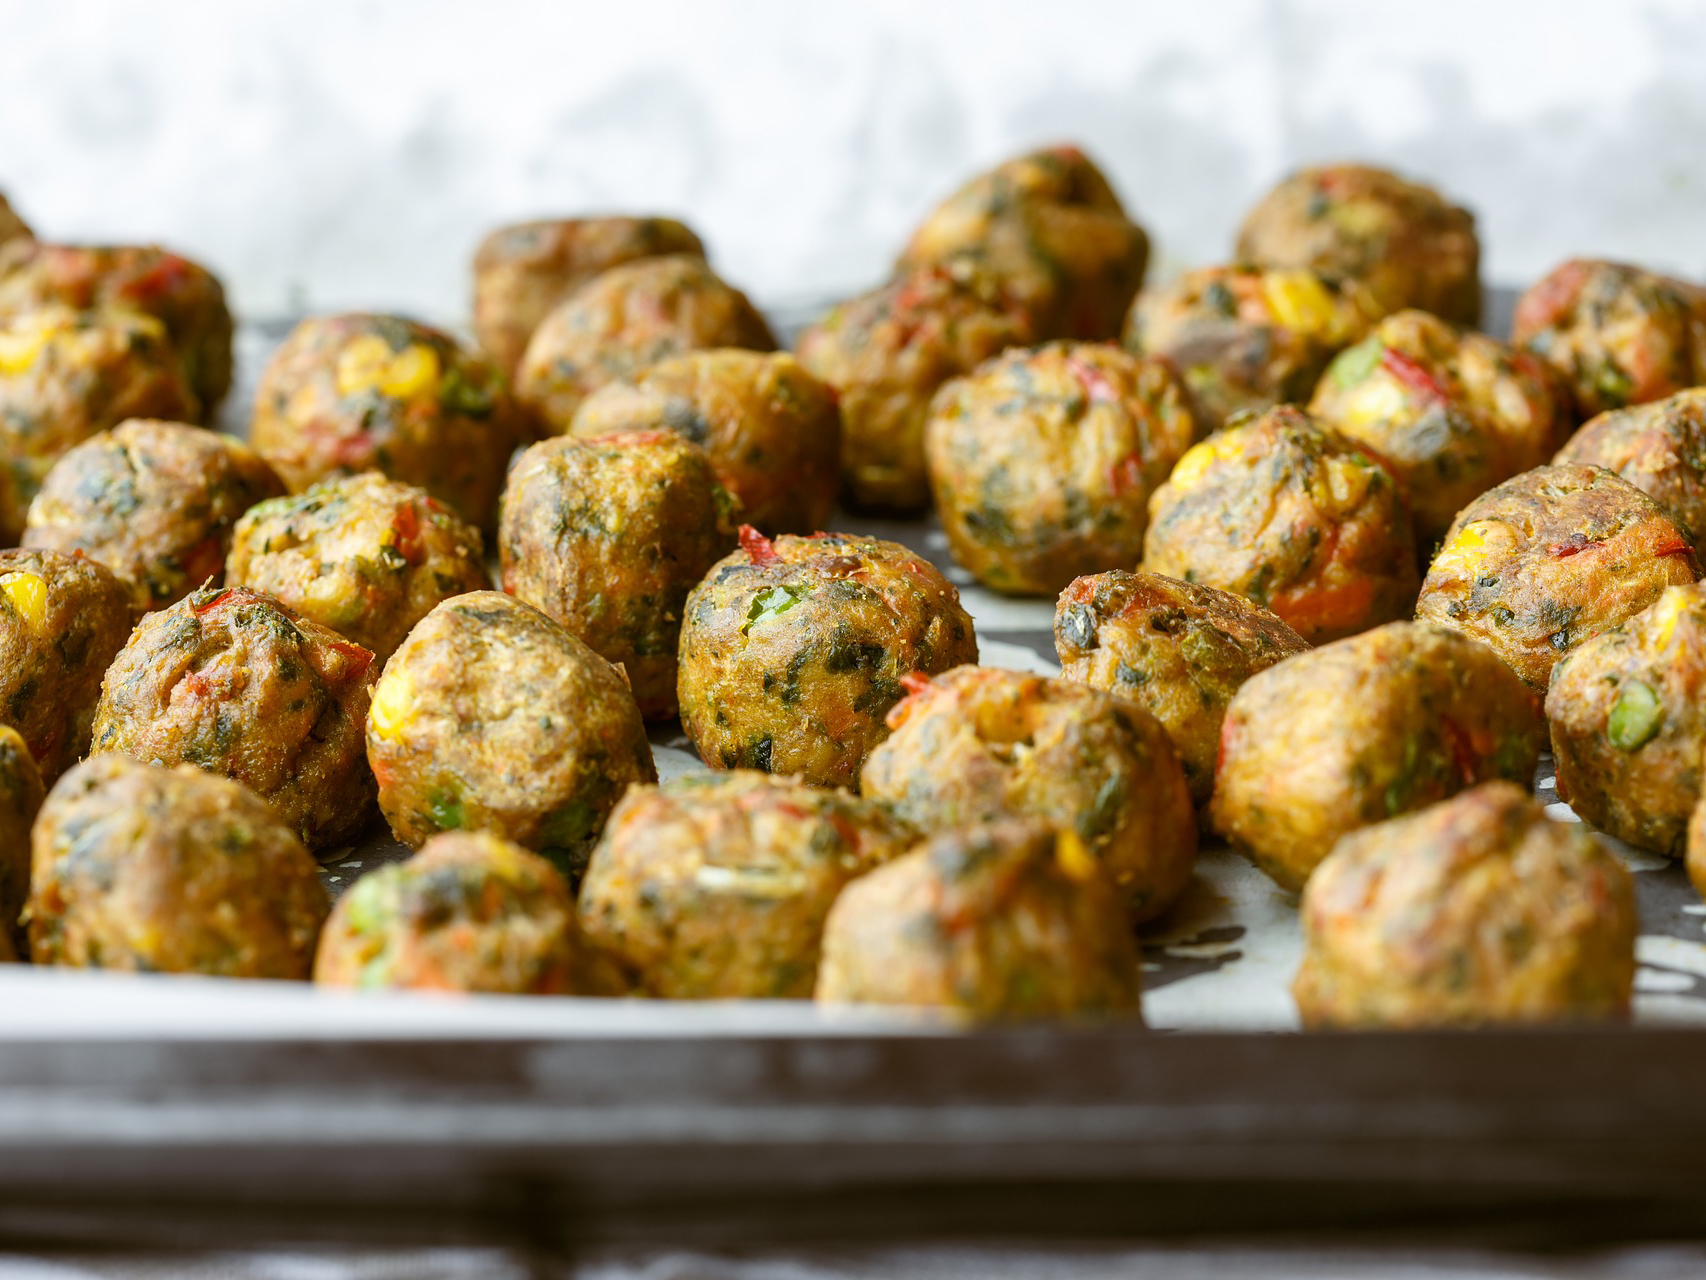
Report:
0,194,29,249
1141,405,1418,644
1235,164,1482,327
473,215,705,377
677,530,977,789
0,548,133,783
569,349,840,534
23,419,283,613
897,145,1149,342
91,585,377,850
1294,782,1635,1028
366,591,655,876
1555,388,1706,544
25,755,328,977
1309,309,1573,547
0,306,198,541
816,819,1141,1020
1545,583,1706,855
1054,570,1309,805
1415,464,1699,690
1688,790,1706,902
1211,621,1545,891
0,725,44,945
578,770,916,998
498,432,735,719
315,831,599,994
515,255,776,433
925,342,1198,594
0,241,234,417
1513,259,1706,422
250,313,528,531
796,261,1034,510
1123,264,1374,432
227,472,488,666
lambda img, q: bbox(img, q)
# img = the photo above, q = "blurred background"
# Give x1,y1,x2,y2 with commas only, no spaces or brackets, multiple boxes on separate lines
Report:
1,0,1702,321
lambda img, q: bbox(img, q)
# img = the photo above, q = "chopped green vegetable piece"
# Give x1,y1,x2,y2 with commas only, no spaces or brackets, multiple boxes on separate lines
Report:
1330,337,1383,389
743,585,804,633
1607,679,1663,751
440,368,494,416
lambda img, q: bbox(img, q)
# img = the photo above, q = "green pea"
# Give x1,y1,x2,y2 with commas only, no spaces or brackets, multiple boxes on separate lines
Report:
1607,679,1663,751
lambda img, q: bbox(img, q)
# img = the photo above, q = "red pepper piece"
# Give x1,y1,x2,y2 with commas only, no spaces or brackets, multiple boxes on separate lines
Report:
899,672,934,695
391,502,424,566
1652,533,1693,559
1546,533,1598,559
1065,354,1119,405
191,588,234,616
739,524,781,567
1440,717,1479,787
1379,348,1450,402
1108,454,1144,496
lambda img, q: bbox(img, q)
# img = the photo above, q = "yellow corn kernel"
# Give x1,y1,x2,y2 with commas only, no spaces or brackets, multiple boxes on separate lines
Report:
336,337,441,401
1261,270,1339,337
380,344,440,399
1166,436,1236,490
1647,586,1691,652
1335,376,1410,432
367,670,413,741
0,571,48,630
1055,828,1099,882
0,328,47,376
1323,457,1373,510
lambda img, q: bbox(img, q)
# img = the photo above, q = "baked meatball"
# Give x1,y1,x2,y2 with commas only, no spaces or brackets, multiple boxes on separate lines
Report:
366,591,655,876
569,349,839,534
1513,260,1706,422
250,313,527,531
498,432,735,719
25,755,328,977
315,830,598,994
795,261,1034,510
578,770,916,998
1054,571,1309,805
1415,464,1699,690
816,819,1141,1020
91,585,377,850
226,471,489,665
1555,388,1706,543
516,255,776,433
473,216,705,377
1546,583,1706,855
863,665,1195,921
0,306,198,541
0,725,44,944
23,419,283,613
0,194,30,249
0,241,234,417
677,530,977,788
1141,405,1418,643
925,342,1197,594
1294,782,1635,1028
897,144,1149,342
1124,264,1374,431
1309,309,1573,547
1235,164,1482,327
1211,621,1545,891
0,548,132,783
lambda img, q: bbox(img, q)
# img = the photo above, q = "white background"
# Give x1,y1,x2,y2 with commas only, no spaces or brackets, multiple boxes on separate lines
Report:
1,0,1702,323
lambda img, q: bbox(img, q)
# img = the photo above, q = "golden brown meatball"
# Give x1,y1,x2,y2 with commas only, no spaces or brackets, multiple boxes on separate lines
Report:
795,261,1034,510
1688,789,1706,901
1309,310,1573,547
26,754,328,977
1294,782,1635,1028
1513,260,1706,421
1211,621,1545,891
1415,464,1699,690
925,342,1197,594
0,725,44,945
1555,388,1706,543
1141,405,1418,643
515,255,776,433
1235,163,1482,327
1054,571,1309,805
816,819,1141,1020
314,830,599,994
226,471,489,666
23,419,283,613
1546,583,1706,855
579,771,916,998
1124,264,1374,431
0,194,30,248
250,313,528,531
91,585,377,850
0,306,198,541
0,548,133,784
0,241,234,417
677,530,977,789
862,665,1195,921
569,349,839,534
366,591,655,877
473,216,705,377
498,432,735,719
897,145,1149,342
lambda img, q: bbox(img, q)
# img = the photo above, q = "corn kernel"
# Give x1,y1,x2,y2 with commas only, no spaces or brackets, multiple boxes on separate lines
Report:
1262,270,1339,337
337,337,441,401
367,670,413,741
1648,586,1691,652
1166,437,1235,490
1055,828,1099,882
380,344,440,399
0,571,48,630
0,328,47,376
